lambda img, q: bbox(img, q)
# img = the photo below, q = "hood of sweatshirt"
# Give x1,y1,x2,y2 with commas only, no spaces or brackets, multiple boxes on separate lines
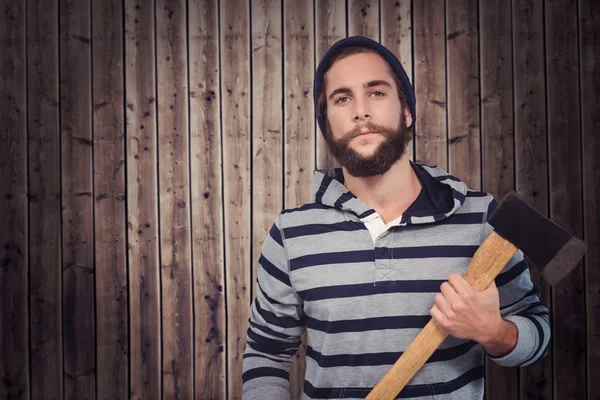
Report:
311,162,468,226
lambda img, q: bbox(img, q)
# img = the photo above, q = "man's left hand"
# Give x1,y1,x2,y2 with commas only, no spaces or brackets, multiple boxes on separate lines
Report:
429,273,517,357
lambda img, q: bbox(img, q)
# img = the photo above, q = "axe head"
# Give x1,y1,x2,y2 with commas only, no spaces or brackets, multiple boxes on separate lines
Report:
488,191,586,286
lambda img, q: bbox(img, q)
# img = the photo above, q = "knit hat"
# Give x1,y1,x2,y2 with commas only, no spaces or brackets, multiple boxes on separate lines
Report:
313,36,416,136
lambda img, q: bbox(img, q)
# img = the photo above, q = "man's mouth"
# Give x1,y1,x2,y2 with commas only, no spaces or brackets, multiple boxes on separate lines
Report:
354,131,379,137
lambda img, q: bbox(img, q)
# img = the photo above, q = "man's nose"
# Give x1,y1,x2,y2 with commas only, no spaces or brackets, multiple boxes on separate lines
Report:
353,97,371,121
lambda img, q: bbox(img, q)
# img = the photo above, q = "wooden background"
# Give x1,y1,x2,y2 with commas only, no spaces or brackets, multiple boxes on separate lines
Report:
0,0,598,399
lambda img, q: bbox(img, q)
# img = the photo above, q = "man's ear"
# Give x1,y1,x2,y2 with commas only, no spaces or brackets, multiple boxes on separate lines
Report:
404,107,413,128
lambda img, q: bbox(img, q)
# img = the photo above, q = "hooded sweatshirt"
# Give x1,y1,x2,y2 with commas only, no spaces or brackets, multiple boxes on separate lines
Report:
241,163,550,399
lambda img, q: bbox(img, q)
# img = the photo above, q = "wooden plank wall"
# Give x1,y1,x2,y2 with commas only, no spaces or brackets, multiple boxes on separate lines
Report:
0,1,598,399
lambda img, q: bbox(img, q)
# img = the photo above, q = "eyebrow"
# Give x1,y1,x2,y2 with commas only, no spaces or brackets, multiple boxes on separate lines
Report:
328,80,393,100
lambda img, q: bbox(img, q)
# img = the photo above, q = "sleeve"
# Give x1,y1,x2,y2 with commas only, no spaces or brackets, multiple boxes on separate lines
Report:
483,195,551,367
242,215,306,399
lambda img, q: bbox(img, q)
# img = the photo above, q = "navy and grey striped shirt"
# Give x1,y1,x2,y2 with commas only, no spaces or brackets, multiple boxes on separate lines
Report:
242,163,550,399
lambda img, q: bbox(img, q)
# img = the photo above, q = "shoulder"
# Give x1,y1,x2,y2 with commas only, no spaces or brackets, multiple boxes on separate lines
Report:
280,202,328,216
463,190,495,208
276,202,332,230
453,190,497,223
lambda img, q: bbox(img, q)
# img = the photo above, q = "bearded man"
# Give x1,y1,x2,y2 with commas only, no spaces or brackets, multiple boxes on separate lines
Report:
242,36,549,400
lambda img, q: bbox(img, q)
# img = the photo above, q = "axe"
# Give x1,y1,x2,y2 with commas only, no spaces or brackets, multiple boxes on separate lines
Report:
366,191,586,400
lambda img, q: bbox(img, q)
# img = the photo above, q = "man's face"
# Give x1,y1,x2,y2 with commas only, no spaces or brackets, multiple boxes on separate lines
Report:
323,52,413,177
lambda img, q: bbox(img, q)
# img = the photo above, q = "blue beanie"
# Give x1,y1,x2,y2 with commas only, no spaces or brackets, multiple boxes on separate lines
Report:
313,36,416,136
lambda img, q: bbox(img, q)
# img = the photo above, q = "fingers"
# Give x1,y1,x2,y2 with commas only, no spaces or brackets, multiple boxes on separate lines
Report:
432,275,501,342
439,278,468,315
440,281,459,301
448,274,474,295
434,292,451,316
434,275,477,325
430,305,448,328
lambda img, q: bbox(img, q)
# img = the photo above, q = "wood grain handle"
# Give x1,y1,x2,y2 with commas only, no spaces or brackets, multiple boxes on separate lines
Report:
366,231,518,400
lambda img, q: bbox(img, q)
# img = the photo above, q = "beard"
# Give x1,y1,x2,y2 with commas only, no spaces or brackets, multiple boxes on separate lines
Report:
323,112,412,178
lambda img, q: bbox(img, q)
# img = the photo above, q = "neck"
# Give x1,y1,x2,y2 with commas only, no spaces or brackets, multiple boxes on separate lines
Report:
342,156,422,223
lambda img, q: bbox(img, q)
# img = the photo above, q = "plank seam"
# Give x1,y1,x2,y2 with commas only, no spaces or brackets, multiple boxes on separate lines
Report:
345,0,349,37
184,1,196,398
89,1,98,398
249,0,255,310
216,0,229,397
510,0,517,199
410,0,416,160
541,2,555,398
476,0,483,193
444,0,449,172
58,0,65,397
25,0,32,398
152,0,165,398
378,0,381,43
313,0,317,172
476,1,487,392
575,0,589,397
281,0,286,219
121,0,131,398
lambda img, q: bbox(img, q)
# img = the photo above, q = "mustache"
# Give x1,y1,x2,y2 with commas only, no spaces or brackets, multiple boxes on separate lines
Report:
341,122,396,141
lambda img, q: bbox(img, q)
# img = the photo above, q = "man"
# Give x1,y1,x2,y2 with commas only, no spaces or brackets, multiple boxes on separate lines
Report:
242,36,549,399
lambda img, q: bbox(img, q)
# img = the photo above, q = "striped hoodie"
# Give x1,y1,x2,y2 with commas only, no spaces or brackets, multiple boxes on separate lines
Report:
242,162,550,399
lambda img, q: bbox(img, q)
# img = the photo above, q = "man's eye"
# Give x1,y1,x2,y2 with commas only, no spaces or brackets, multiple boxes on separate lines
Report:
372,91,385,97
335,96,350,104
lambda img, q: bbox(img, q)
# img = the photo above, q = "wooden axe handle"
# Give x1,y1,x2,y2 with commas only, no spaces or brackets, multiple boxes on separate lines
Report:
366,231,518,400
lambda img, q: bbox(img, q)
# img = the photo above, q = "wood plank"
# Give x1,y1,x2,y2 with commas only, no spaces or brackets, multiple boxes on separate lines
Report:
284,0,315,209
60,0,95,397
221,1,251,398
284,1,314,397
155,0,194,398
381,0,414,161
27,0,62,398
188,0,226,398
124,0,162,398
0,1,29,398
413,0,447,168
348,0,379,39
315,0,346,170
479,1,519,398
251,0,283,300
381,1,412,84
92,0,128,398
480,0,514,200
446,0,480,189
545,0,586,399
513,1,553,399
579,0,600,398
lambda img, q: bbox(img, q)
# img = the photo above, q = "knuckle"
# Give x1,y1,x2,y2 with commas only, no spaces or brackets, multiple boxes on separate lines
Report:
430,308,440,320
434,313,445,324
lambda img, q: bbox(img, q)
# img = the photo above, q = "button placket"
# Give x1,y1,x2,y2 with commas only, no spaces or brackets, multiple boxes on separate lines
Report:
374,234,395,286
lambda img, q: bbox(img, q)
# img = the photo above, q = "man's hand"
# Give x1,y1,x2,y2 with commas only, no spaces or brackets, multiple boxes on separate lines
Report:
429,274,517,357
